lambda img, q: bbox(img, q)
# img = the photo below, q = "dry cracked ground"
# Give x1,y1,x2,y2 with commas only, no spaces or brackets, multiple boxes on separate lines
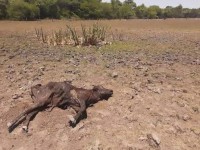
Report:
0,19,200,150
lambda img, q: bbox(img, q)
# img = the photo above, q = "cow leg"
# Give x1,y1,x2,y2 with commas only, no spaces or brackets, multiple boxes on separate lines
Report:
69,101,86,127
71,105,87,119
46,105,55,112
7,101,47,133
71,106,80,113
22,110,39,132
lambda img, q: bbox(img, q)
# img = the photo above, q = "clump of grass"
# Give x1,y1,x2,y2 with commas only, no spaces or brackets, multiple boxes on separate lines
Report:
35,23,111,47
54,29,63,45
35,28,47,43
66,25,80,46
81,23,106,46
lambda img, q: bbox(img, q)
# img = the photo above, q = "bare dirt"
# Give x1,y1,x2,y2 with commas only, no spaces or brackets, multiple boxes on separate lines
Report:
0,19,200,150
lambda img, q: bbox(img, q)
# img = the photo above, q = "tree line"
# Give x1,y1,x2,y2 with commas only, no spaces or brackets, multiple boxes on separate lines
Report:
0,0,200,20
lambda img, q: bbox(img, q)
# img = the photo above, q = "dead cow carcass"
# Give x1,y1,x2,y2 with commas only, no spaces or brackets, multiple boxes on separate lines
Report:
7,81,113,133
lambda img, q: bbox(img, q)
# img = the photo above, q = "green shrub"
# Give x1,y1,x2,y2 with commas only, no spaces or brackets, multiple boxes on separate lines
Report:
7,0,39,20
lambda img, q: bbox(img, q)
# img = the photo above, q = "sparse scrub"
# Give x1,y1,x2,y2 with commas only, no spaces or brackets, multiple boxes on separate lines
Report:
35,23,110,47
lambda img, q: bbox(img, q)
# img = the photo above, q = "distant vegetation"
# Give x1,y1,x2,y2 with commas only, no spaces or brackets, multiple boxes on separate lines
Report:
0,0,200,20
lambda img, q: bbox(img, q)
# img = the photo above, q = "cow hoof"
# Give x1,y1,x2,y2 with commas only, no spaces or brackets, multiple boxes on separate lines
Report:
7,122,12,128
69,121,76,127
68,115,76,123
7,122,14,133
67,115,76,127
22,126,28,133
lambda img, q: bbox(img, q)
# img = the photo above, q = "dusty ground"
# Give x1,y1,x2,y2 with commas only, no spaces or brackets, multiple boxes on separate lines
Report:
0,19,200,150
